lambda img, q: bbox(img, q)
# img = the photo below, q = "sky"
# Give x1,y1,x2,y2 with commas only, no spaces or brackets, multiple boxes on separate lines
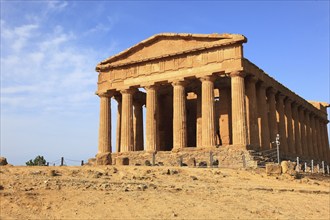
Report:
1,1,329,165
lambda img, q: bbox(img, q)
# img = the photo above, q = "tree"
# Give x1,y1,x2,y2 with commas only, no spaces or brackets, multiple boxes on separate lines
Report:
26,155,47,166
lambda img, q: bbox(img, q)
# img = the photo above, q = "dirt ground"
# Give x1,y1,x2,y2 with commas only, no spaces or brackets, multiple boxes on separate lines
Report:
0,165,329,219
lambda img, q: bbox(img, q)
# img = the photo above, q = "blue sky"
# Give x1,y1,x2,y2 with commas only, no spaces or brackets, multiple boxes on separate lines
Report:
1,1,329,165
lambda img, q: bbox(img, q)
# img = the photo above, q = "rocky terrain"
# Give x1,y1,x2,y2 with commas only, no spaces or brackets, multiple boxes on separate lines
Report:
0,165,329,219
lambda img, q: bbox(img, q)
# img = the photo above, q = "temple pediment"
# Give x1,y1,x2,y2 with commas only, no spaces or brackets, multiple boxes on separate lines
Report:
96,33,246,71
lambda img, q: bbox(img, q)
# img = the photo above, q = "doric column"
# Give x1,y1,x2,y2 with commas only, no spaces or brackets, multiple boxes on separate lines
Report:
196,89,202,148
298,106,307,157
98,92,112,154
145,85,158,152
245,76,259,149
257,82,270,150
267,87,278,149
284,98,294,154
276,93,288,155
172,80,187,150
200,76,216,148
133,101,144,151
321,119,330,162
230,71,248,146
310,115,318,159
292,103,302,156
114,95,122,153
120,89,134,152
315,118,323,160
304,111,313,157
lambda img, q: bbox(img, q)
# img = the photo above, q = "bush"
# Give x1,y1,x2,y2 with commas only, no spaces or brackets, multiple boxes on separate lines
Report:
26,155,47,166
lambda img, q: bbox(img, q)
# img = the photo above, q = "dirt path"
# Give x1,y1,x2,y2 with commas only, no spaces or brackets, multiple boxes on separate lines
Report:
1,166,329,219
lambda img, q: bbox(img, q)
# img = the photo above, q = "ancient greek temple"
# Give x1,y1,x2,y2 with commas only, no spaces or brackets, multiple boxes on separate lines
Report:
95,33,329,167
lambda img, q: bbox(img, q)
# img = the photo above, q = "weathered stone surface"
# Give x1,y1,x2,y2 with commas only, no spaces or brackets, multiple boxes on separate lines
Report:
281,161,296,175
96,153,112,165
116,157,129,165
95,33,330,167
0,157,8,166
266,163,282,176
186,158,196,167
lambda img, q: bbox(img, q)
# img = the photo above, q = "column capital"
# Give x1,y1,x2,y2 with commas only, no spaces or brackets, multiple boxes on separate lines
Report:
144,84,159,91
199,75,216,82
284,97,293,104
266,87,277,96
276,93,286,101
245,75,258,84
97,91,114,98
171,79,186,87
120,88,136,95
257,81,268,89
229,70,246,78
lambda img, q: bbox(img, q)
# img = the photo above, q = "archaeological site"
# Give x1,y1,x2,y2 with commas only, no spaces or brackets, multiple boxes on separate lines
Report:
94,33,330,167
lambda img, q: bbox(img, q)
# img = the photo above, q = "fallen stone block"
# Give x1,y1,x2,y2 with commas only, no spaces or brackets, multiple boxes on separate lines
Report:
266,163,282,176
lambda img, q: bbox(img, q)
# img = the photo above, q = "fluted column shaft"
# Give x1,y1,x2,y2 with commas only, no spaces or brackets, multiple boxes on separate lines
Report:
276,94,288,155
114,96,122,153
321,120,330,162
133,102,144,151
146,85,158,151
172,81,187,149
257,82,270,149
304,111,313,157
120,89,134,152
230,72,248,146
245,76,259,149
292,103,302,155
267,88,278,149
316,118,323,160
298,107,307,157
284,98,294,154
196,89,202,148
98,93,112,154
310,115,318,158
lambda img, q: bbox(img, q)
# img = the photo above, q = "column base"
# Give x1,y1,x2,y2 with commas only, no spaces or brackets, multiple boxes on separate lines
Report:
96,152,112,165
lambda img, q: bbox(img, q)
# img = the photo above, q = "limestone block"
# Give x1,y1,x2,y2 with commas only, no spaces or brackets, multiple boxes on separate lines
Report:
186,158,196,167
266,163,282,175
281,161,296,174
116,157,129,165
0,157,8,166
96,153,112,165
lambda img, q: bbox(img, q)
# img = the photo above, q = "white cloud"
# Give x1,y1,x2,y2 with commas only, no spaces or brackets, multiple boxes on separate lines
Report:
1,15,100,116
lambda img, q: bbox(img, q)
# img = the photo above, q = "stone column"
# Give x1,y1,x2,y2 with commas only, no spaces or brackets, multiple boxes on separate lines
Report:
98,93,112,154
257,82,270,150
292,103,302,156
172,80,187,150
321,120,330,162
196,89,202,148
120,89,134,152
245,76,259,149
114,95,122,153
298,106,307,157
316,118,323,160
200,76,216,148
267,87,278,149
284,98,294,155
304,111,313,157
230,71,248,146
310,115,318,159
133,101,144,151
145,85,158,152
276,93,288,155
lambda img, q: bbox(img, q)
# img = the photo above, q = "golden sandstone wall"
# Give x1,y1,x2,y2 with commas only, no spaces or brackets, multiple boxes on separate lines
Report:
94,33,330,167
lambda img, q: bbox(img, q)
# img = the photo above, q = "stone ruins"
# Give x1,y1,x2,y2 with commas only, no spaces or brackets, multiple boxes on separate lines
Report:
94,33,330,167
